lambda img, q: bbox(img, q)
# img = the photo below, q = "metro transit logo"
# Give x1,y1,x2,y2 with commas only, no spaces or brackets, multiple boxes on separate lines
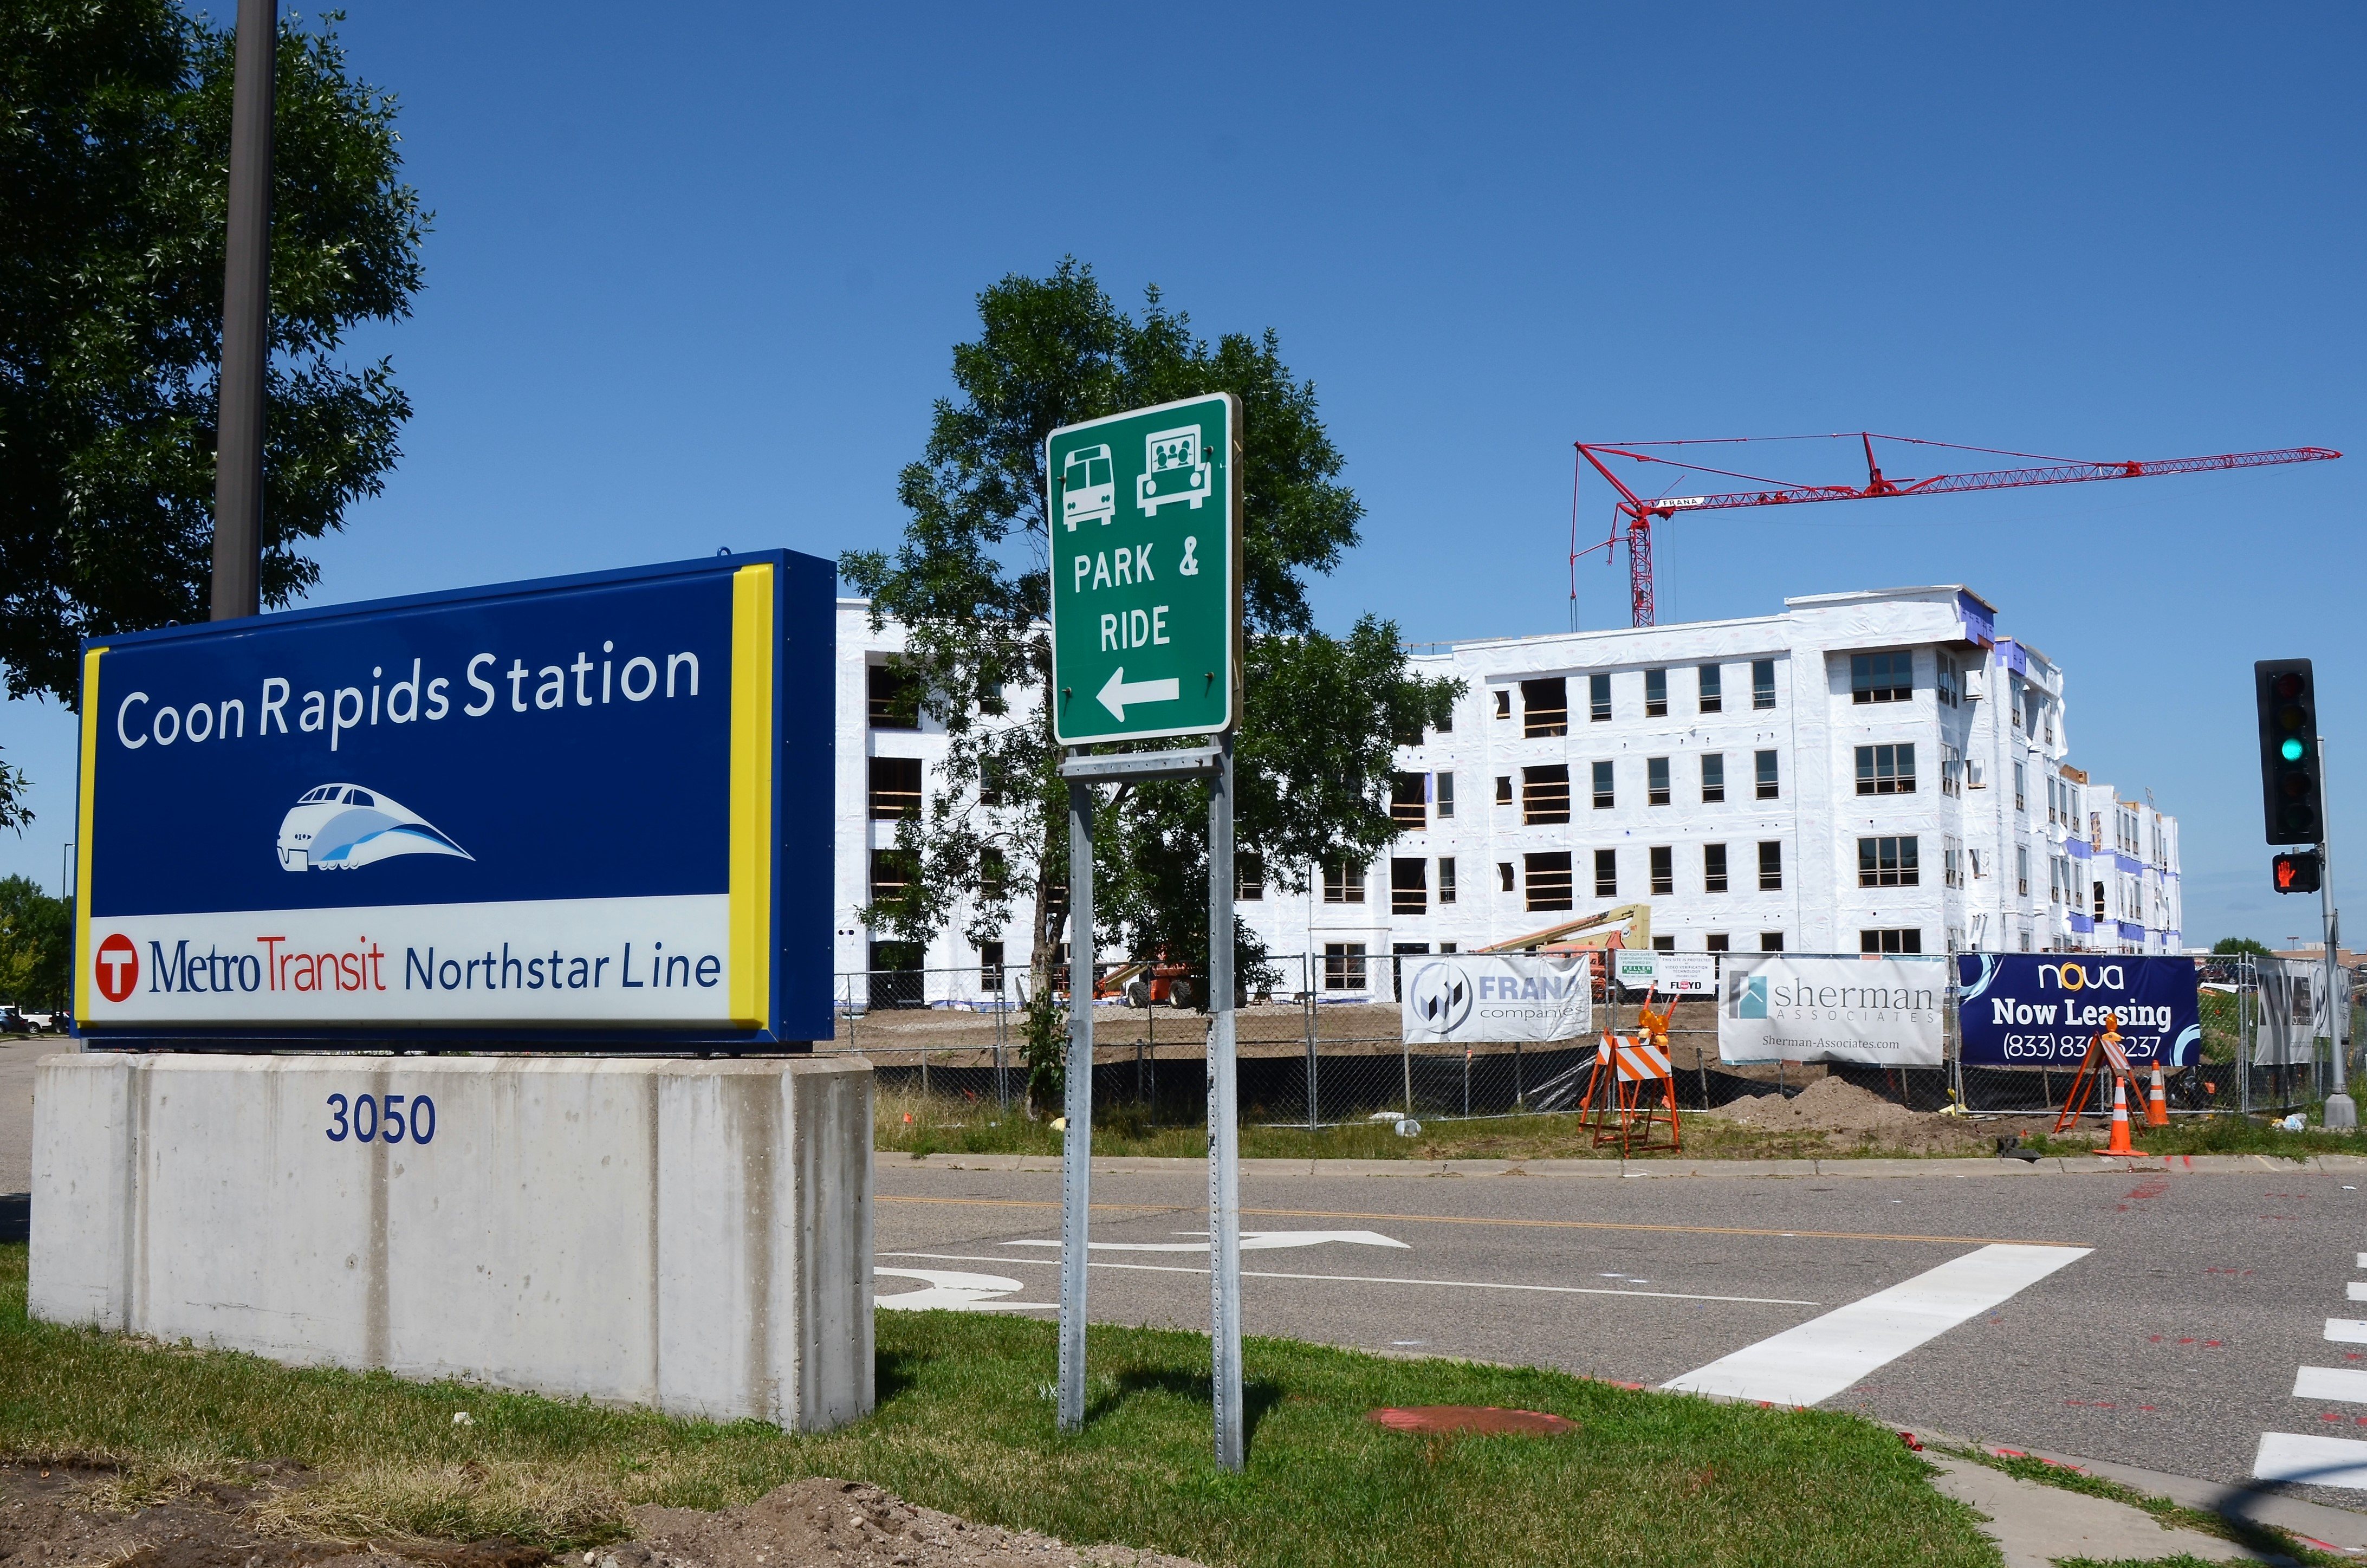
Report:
94,932,139,1002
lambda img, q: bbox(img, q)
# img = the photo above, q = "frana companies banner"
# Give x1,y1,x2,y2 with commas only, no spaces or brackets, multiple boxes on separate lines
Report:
1956,955,2201,1067
1402,954,1592,1044
73,553,835,1046
1719,955,1946,1066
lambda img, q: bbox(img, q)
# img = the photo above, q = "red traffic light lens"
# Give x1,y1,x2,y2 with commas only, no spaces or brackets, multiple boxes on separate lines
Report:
2275,672,2306,700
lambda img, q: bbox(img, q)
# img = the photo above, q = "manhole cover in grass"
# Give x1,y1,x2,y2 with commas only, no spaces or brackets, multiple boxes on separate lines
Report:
1367,1405,1577,1437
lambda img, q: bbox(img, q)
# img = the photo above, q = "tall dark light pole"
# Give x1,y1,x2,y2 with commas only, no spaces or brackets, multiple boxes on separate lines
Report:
210,0,276,621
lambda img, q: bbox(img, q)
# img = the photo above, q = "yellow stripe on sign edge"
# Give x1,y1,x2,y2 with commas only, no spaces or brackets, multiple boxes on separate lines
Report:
728,565,775,1028
73,647,103,1020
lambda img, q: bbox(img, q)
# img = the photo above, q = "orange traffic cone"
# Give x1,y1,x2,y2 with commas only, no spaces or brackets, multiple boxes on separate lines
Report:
2145,1062,2170,1128
2103,1077,2140,1156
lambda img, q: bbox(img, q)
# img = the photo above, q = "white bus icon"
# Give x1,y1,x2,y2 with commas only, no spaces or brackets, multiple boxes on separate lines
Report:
1060,444,1115,530
1136,425,1212,515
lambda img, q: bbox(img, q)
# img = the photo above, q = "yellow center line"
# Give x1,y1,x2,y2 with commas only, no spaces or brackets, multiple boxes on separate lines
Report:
874,1193,2085,1248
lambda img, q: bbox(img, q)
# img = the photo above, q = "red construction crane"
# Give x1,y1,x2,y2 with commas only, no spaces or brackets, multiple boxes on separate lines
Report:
1571,432,2342,627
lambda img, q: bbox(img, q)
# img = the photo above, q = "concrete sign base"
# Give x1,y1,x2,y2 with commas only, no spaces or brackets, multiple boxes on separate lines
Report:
29,1053,874,1432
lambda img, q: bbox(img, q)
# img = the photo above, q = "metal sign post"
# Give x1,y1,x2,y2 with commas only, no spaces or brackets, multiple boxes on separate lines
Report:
1056,772,1094,1431
1046,396,1244,1467
1207,730,1244,1468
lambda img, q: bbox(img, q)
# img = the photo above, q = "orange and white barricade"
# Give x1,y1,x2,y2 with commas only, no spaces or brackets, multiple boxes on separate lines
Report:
1581,992,1682,1153
2050,1012,2145,1143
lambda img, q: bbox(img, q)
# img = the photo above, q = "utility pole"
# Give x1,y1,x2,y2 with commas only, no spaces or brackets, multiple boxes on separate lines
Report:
2323,738,2353,1127
210,0,275,622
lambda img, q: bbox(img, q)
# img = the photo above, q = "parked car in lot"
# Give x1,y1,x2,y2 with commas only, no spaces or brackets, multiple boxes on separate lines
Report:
20,1012,55,1034
0,1005,27,1034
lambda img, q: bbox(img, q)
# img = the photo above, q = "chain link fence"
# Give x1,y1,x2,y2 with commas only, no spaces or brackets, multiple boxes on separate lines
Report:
826,951,2361,1130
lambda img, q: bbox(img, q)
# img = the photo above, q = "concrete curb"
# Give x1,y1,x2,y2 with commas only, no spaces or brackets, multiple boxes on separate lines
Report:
885,1150,2364,1179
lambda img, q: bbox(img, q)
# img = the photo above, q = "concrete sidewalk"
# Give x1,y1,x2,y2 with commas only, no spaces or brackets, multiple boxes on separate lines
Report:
891,1148,2367,1179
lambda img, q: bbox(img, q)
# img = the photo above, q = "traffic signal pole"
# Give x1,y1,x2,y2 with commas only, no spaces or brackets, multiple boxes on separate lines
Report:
2323,738,2353,1128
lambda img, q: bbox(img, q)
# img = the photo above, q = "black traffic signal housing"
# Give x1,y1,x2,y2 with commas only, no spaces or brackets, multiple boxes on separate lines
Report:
2274,849,2323,895
2255,659,2325,845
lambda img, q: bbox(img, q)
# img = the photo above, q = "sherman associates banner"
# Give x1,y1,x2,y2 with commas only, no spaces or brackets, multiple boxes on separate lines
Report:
1402,954,1592,1044
1957,954,2202,1067
1720,954,1947,1066
73,553,834,1045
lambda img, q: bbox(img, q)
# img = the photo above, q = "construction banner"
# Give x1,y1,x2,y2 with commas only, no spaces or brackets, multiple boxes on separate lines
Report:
1402,953,1592,1045
1956,954,2202,1067
1719,954,1947,1066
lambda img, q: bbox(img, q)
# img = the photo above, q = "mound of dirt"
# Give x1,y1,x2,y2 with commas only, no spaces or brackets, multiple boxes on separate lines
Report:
1702,1075,2060,1155
0,1466,1200,1568
1713,1075,1926,1137
622,1478,1204,1568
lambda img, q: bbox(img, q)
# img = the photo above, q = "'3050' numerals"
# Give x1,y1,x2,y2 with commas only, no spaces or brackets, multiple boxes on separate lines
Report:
325,1092,437,1144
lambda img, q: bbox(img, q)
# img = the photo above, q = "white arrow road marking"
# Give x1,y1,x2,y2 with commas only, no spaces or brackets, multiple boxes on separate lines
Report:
1097,666,1181,720
882,1252,1817,1306
875,1267,1055,1312
1002,1229,1410,1254
1660,1242,2090,1407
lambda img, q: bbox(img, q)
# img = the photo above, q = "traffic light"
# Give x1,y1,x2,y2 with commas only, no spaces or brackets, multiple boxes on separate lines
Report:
2274,849,2323,895
2255,658,2324,845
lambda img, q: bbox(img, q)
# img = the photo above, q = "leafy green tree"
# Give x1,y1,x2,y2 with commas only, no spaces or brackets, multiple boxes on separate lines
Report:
2213,936,2274,959
0,0,426,828
843,262,1456,1104
0,876,70,1012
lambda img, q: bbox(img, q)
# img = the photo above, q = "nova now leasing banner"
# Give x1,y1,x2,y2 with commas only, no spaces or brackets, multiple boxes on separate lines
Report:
1402,955,1592,1044
74,553,834,1045
1957,955,2202,1067
1720,955,1946,1066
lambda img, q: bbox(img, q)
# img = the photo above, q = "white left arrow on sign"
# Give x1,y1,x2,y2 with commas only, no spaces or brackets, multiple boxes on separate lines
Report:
1097,666,1181,720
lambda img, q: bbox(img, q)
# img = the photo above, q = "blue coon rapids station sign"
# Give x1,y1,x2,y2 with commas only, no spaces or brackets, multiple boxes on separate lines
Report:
72,552,834,1047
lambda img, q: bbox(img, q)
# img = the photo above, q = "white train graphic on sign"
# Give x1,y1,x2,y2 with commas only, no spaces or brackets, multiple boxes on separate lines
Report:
275,783,472,871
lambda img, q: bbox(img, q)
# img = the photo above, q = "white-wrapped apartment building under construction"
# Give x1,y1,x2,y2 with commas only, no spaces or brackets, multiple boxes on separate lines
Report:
837,585,2182,1004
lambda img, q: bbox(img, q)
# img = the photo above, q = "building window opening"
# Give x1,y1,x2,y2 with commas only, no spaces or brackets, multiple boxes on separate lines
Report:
1752,659,1776,710
1850,651,1912,703
1392,772,1428,829
1589,672,1612,722
1649,845,1674,896
1523,764,1571,825
1591,759,1614,810
1436,773,1455,818
1704,843,1729,893
980,941,1006,993
868,755,923,820
1758,840,1784,891
1855,743,1915,795
1495,774,1512,806
1760,931,1785,952
1323,859,1366,904
1644,668,1668,717
1648,756,1671,805
868,662,921,729
1755,749,1780,800
1494,689,1511,720
1438,857,1457,904
1522,677,1568,737
1391,857,1428,915
1526,852,1573,912
1859,928,1922,955
1593,848,1617,899
1324,943,1367,992
1705,932,1729,952
1498,861,1515,894
1698,664,1722,713
1858,835,1919,887
1238,853,1264,900
1701,753,1724,802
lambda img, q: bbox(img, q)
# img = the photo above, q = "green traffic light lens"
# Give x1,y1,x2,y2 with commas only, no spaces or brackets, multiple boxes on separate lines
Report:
2283,737,2307,761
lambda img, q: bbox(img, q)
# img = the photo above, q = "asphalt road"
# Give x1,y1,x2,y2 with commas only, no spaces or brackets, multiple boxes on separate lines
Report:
878,1157,2367,1512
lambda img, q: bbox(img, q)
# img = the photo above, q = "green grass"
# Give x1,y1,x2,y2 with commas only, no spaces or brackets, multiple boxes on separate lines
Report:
2017,1111,2367,1161
0,1244,1996,1567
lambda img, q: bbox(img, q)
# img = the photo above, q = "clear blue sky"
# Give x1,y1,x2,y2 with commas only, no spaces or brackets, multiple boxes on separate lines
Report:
5,1,2360,946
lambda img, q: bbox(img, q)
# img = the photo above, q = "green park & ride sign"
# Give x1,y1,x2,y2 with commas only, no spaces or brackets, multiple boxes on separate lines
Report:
1046,394,1240,746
